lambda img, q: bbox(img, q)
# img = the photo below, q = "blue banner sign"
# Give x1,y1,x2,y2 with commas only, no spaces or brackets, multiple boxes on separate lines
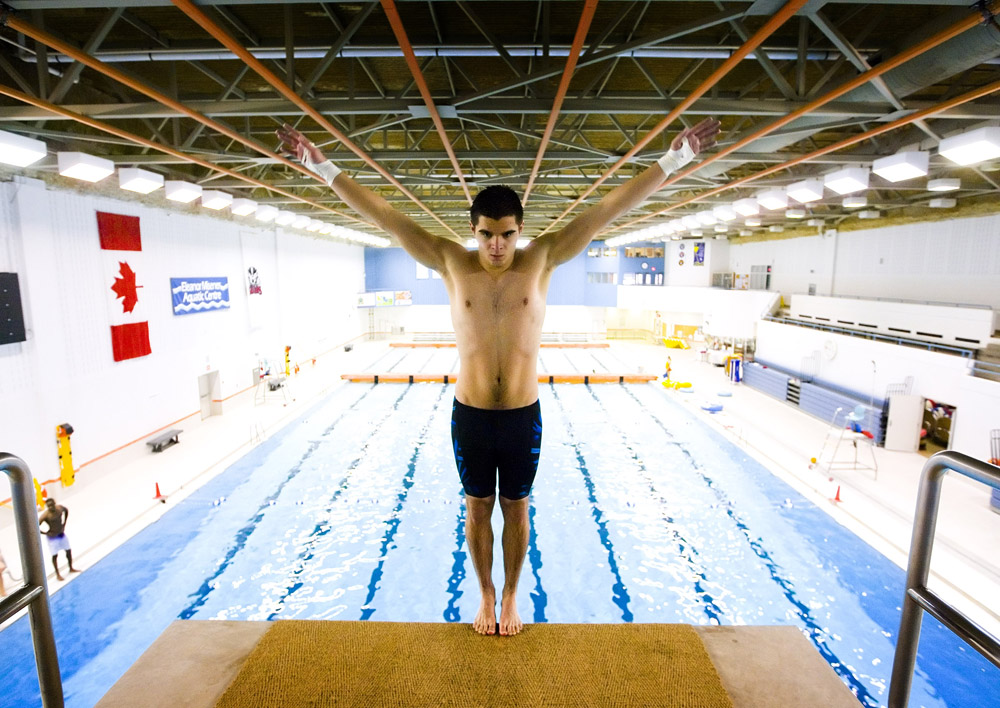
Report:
171,277,231,315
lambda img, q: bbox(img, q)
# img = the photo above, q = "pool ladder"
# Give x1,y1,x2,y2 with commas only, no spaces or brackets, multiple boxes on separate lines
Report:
888,451,1000,707
0,453,64,707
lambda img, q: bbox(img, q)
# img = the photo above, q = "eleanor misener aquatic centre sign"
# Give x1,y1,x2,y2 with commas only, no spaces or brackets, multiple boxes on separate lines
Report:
170,277,230,315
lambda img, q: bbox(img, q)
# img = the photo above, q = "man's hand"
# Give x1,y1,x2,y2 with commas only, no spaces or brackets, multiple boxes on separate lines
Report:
671,118,722,156
276,123,325,165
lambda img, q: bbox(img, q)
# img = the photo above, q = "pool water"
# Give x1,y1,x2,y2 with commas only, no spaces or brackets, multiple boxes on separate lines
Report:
1,379,997,708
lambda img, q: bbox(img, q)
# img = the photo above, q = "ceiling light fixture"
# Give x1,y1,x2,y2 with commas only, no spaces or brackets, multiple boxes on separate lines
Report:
254,204,279,222
118,167,163,194
292,214,311,229
937,126,1000,166
275,210,296,226
872,151,929,182
928,198,956,208
824,166,869,195
785,208,806,219
231,198,258,216
713,205,737,222
806,218,824,227
739,229,753,237
756,188,788,210
201,190,233,210
165,180,202,203
732,198,760,216
858,209,882,219
744,217,762,227
927,178,960,192
697,210,718,225
769,225,784,233
57,151,114,183
842,195,867,209
0,129,47,167
787,178,824,203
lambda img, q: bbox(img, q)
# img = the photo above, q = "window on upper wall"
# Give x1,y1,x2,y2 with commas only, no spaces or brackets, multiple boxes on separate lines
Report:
603,247,617,257
586,272,616,284
587,247,601,257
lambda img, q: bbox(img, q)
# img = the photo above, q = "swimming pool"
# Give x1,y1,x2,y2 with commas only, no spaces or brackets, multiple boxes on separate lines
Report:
2,368,997,707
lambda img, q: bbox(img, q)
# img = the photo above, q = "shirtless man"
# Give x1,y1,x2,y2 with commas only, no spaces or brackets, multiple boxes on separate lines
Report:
277,117,721,636
38,497,79,581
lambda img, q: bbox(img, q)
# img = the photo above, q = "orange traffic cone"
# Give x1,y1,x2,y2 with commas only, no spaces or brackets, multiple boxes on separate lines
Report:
832,485,842,503
153,483,167,503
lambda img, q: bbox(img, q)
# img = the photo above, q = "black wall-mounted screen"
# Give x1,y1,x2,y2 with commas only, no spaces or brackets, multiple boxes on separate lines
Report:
0,272,27,345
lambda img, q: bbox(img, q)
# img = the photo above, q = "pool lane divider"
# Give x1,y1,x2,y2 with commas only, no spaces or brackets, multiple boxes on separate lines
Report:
342,373,656,384
390,342,610,349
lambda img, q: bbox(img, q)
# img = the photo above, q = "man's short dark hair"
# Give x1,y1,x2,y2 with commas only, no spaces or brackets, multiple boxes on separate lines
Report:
470,185,523,226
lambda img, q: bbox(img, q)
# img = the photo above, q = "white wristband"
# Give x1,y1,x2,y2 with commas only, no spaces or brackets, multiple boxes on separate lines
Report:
302,151,342,187
656,137,696,176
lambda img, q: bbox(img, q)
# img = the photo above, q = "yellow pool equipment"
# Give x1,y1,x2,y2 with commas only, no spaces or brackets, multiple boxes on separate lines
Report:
56,422,75,487
284,345,291,376
662,337,689,350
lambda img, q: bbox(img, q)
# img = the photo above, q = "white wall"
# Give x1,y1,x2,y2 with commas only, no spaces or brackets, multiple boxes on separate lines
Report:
618,286,778,340
0,177,364,483
728,213,1000,326
665,238,727,286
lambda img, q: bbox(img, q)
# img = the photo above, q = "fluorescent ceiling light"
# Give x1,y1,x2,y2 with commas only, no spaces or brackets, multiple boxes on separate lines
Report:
670,219,686,232
57,151,114,183
691,229,704,237
927,178,960,192
307,219,324,232
118,167,163,194
682,215,701,230
872,151,929,182
165,180,202,203
714,225,728,233
756,188,788,210
732,198,759,216
0,129,47,167
320,224,334,235
714,234,727,240
696,210,717,225
275,210,296,226
928,197,956,208
291,214,311,229
670,235,682,241
937,126,1000,166
858,209,881,219
769,225,784,233
201,190,233,210
806,218,824,227
744,217,762,227
842,195,867,209
785,208,806,219
824,166,869,195
713,205,737,222
231,198,257,216
255,204,279,222
787,178,824,203
739,229,753,237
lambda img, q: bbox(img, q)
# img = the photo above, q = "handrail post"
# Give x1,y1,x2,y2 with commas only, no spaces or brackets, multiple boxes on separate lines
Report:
0,453,64,708
887,451,1000,708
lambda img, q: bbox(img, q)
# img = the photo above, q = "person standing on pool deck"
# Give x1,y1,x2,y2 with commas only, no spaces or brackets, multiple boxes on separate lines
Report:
39,497,79,581
277,117,721,636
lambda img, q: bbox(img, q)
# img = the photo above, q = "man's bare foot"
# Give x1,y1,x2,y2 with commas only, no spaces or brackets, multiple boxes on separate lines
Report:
499,592,523,636
69,568,80,573
55,573,64,582
473,589,496,635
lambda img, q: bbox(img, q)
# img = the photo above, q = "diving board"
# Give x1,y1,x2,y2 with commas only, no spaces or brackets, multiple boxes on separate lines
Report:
341,373,656,384
96,621,862,708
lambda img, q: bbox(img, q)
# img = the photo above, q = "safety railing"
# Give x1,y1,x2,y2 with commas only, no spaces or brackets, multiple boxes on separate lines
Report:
0,453,64,708
888,451,1000,707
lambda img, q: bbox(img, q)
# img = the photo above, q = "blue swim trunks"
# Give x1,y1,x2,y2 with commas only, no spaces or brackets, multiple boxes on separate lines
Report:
451,398,542,500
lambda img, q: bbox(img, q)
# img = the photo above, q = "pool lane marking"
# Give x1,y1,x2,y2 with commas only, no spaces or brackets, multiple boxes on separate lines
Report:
625,385,879,707
526,501,548,623
585,385,724,624
262,384,426,619
550,384,634,622
443,491,467,622
177,383,393,619
359,384,450,620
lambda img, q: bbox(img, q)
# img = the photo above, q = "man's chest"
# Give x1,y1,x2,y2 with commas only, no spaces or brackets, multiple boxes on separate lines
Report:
451,271,545,325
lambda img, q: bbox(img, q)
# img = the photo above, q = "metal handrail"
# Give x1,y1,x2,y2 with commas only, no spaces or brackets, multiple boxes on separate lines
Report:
888,451,1000,708
0,453,64,708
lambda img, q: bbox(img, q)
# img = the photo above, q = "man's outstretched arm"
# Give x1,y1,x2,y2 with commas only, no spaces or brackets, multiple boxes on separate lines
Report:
532,118,721,268
275,124,464,274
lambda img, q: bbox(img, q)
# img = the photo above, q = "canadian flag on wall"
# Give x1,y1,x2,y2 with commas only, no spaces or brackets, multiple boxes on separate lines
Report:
97,211,152,362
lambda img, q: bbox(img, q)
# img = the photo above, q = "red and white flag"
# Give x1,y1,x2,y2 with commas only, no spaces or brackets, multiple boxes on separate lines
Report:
97,211,151,362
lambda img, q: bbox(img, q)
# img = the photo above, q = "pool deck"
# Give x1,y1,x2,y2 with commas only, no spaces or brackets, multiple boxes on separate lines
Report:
94,620,861,708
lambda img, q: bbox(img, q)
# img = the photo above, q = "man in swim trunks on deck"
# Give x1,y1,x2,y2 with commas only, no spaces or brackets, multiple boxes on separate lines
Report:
277,117,720,636
39,497,79,581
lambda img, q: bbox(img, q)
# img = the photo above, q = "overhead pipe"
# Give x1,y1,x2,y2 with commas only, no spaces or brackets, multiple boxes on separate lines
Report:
0,12,337,206
536,0,811,238
653,1,1000,197
169,0,461,236
0,81,373,227
523,0,599,205
379,0,471,204
16,44,875,65
608,76,1000,233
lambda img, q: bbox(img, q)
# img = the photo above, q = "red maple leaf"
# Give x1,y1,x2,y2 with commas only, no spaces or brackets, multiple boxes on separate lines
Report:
111,261,141,313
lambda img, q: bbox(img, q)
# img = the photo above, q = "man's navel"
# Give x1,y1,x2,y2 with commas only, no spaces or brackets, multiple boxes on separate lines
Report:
465,299,472,308
523,297,529,306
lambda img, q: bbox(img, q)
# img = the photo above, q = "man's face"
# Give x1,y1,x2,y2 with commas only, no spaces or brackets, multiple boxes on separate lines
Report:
471,215,522,270
45,499,55,510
